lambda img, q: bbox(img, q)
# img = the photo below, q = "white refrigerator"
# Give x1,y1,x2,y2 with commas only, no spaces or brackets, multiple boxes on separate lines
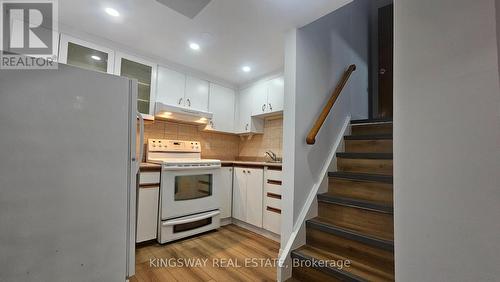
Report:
0,64,142,281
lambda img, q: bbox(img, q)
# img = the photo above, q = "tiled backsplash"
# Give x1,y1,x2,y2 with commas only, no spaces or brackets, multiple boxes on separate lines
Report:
239,117,283,160
138,117,283,162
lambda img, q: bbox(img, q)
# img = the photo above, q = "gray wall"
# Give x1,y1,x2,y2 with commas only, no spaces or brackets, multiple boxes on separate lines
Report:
394,0,500,281
497,0,500,80
284,0,370,224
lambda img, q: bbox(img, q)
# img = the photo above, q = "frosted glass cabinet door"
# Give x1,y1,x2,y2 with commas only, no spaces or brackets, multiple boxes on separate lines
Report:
156,67,186,107
115,53,157,118
185,76,209,111
59,34,115,74
209,83,235,133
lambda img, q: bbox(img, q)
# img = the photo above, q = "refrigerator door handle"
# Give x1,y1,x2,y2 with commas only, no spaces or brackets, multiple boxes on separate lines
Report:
136,113,144,172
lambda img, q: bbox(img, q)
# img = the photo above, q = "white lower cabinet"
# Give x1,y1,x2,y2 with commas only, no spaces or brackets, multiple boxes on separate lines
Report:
219,167,233,219
136,171,160,243
232,167,264,227
263,168,282,234
136,186,159,242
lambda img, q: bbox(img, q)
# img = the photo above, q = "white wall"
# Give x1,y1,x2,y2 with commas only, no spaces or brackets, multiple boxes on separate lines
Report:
394,0,500,281
288,0,370,225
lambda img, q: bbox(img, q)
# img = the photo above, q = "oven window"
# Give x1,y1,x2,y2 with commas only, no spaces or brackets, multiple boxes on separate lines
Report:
173,218,212,233
174,174,213,201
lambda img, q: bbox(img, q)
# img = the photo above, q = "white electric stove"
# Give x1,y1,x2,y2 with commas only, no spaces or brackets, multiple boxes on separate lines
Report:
146,139,221,243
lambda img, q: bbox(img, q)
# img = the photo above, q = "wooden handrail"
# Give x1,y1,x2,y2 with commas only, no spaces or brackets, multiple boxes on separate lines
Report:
306,64,356,145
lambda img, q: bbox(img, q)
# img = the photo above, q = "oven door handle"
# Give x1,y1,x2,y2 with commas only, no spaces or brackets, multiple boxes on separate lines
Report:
162,210,220,226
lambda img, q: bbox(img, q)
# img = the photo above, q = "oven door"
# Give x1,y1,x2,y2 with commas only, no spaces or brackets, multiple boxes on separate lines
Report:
160,167,220,219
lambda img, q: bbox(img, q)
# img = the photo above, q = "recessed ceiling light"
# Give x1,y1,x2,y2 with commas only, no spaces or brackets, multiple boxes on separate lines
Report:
189,42,201,51
242,66,251,73
91,55,101,61
104,7,120,17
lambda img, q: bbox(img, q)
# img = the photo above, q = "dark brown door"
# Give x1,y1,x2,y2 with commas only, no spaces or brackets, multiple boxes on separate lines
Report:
378,4,394,118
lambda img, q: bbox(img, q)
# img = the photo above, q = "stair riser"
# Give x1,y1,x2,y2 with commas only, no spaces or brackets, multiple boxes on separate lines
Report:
329,178,393,205
292,266,343,282
351,124,392,135
345,140,393,153
318,202,394,241
338,158,393,175
306,228,394,276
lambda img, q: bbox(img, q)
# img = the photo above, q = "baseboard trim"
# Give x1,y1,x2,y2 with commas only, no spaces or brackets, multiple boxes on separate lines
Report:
231,218,280,242
221,217,233,226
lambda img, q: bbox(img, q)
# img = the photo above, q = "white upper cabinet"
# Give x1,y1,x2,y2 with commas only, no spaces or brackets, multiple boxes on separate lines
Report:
237,87,254,133
242,75,285,118
156,67,210,112
267,77,284,113
235,75,283,134
114,52,157,119
209,83,235,133
156,66,186,107
185,76,209,112
59,34,115,74
250,83,269,116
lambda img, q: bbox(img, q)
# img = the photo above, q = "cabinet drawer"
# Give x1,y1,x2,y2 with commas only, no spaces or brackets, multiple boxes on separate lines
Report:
140,172,160,185
265,195,281,210
263,208,281,234
265,182,281,195
265,169,282,181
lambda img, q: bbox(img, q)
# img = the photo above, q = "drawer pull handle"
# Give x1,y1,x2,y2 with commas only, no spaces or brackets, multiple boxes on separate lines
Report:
139,183,160,188
267,192,281,199
267,206,281,214
267,180,282,185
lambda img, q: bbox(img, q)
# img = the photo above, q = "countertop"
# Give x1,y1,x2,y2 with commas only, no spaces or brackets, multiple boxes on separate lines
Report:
139,162,161,171
139,161,282,171
221,160,282,168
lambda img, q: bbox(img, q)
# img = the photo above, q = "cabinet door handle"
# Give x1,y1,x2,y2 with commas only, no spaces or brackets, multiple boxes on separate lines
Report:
186,98,191,107
178,98,183,105
268,103,273,111
262,104,266,112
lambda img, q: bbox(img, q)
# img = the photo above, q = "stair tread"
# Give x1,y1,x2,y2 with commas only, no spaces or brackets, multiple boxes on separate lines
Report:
318,194,393,214
329,171,393,184
351,119,393,125
307,217,394,251
344,134,393,140
337,152,393,159
292,245,395,282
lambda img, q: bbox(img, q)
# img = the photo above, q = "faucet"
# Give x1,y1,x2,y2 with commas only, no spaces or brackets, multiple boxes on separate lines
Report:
265,151,282,163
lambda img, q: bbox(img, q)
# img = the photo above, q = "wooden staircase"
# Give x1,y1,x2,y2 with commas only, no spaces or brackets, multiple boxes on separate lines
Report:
290,120,394,282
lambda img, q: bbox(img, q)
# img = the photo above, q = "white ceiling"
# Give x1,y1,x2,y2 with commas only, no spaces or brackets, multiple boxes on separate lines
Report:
58,0,351,85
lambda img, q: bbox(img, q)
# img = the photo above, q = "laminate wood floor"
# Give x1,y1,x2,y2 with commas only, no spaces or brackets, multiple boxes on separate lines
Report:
130,224,279,282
